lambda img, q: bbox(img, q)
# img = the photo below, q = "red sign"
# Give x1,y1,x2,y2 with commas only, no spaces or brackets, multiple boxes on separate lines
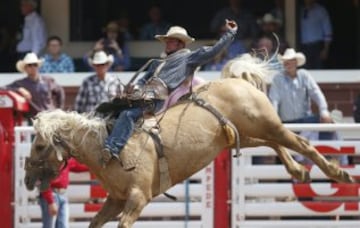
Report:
292,145,360,213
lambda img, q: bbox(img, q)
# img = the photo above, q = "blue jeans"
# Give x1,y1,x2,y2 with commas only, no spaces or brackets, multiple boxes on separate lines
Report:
283,115,333,140
39,191,69,228
104,100,164,155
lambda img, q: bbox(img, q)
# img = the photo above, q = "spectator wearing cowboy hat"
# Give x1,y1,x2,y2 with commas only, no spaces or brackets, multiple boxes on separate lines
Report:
5,52,64,120
101,20,239,166
268,48,336,138
74,51,122,113
255,13,289,55
83,21,131,72
269,48,347,166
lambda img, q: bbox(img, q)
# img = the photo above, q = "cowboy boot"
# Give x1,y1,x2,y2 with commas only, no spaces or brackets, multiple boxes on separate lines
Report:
100,148,120,168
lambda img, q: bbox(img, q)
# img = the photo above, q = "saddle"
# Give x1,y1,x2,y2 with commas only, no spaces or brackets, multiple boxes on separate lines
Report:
95,98,163,167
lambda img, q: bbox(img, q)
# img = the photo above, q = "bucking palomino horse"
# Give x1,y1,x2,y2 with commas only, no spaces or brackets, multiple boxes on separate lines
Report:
24,54,355,228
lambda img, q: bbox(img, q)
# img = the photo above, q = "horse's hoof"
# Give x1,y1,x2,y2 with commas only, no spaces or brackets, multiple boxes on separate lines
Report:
302,170,311,183
342,171,355,183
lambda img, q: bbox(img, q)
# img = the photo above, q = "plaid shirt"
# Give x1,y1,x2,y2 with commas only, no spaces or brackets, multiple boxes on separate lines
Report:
74,74,122,113
39,53,75,73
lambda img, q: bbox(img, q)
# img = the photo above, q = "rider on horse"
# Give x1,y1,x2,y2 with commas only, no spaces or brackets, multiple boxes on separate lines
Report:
101,19,238,166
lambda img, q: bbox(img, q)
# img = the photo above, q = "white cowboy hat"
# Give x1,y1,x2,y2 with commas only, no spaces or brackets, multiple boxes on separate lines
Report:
155,26,195,44
279,48,306,67
16,52,44,73
258,13,282,26
88,51,114,66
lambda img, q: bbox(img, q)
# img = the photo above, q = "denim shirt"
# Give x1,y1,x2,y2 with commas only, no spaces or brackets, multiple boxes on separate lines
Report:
137,29,236,92
268,69,329,122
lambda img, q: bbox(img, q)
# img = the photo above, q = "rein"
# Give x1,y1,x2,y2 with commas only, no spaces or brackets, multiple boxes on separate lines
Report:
25,137,73,179
25,145,62,179
190,88,242,157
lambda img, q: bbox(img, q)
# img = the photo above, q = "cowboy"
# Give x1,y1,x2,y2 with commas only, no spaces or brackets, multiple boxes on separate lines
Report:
101,19,238,166
5,52,64,120
74,51,122,113
268,48,347,164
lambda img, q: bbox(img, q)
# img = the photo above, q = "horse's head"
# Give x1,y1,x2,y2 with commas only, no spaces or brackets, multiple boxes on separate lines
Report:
24,133,68,191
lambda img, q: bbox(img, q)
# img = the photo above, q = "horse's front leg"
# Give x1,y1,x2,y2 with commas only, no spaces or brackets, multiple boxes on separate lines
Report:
118,188,150,228
89,196,125,228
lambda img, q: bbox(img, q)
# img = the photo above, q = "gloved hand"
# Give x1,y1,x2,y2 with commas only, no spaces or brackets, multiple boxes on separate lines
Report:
225,19,238,33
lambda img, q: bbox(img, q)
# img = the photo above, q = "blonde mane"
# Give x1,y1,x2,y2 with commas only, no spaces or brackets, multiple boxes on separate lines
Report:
221,53,275,92
33,109,107,147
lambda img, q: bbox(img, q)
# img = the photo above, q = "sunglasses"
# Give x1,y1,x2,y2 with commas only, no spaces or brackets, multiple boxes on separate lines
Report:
93,63,107,67
26,63,38,67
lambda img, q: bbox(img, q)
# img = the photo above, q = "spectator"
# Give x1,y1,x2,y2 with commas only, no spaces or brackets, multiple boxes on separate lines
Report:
256,13,289,55
300,0,332,69
84,21,131,72
210,0,258,41
74,51,122,113
270,0,285,33
139,4,172,40
268,48,346,165
39,36,75,73
254,35,283,72
16,0,47,59
39,158,88,228
116,13,134,41
101,20,238,165
5,52,64,121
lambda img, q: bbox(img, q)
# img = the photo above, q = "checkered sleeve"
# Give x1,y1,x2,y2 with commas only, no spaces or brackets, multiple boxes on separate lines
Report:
74,80,89,113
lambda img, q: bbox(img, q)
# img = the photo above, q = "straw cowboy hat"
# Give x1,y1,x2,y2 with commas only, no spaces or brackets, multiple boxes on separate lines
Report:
258,13,282,26
279,48,306,67
16,52,44,73
155,26,195,44
88,51,114,66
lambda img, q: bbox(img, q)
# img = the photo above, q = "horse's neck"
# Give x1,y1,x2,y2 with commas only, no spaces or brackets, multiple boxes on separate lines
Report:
68,128,104,174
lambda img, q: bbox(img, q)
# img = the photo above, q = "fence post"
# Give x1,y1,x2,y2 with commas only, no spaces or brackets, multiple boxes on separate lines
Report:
214,150,231,228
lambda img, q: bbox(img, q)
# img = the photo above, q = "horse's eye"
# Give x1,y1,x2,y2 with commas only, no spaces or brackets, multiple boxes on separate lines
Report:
35,145,46,151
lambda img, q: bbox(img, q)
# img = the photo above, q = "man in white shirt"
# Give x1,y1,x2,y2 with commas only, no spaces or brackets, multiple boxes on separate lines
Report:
16,0,47,59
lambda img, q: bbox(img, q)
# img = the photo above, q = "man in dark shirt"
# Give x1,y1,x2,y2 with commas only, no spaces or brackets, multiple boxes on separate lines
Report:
6,52,64,120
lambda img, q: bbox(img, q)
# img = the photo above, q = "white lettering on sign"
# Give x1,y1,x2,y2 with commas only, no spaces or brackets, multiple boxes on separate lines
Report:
0,95,14,108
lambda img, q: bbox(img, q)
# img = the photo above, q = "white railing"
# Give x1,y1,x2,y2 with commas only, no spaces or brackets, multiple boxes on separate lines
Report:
14,126,213,228
232,124,360,228
14,124,360,228
1,70,360,87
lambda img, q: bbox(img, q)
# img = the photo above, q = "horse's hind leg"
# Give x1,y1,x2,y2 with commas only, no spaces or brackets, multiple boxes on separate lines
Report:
241,137,310,182
89,196,125,228
118,188,149,228
266,127,354,183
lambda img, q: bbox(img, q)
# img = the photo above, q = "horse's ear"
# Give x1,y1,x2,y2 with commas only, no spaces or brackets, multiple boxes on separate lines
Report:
55,149,63,162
